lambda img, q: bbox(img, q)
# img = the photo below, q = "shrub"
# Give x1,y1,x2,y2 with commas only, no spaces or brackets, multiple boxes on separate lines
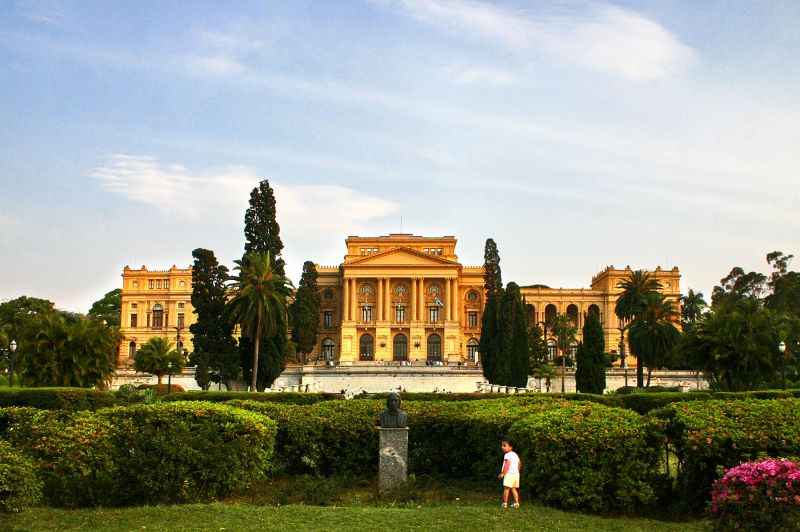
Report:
164,391,340,405
3,401,277,507
0,440,43,512
509,402,662,513
136,383,185,395
0,387,118,410
616,386,683,394
659,398,800,513
710,459,800,532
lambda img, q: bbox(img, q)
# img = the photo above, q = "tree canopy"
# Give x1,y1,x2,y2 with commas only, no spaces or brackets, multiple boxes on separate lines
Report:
290,261,321,363
575,310,606,394
243,180,285,276
134,337,184,385
88,289,121,327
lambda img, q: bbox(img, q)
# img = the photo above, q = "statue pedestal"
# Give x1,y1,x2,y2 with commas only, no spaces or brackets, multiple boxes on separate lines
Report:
378,427,409,493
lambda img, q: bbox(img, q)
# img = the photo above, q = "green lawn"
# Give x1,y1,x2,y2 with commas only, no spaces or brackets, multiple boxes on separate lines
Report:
5,502,708,532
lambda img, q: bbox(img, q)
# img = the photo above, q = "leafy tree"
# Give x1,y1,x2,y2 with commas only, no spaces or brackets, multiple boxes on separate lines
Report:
228,252,293,391
765,251,800,316
0,296,57,343
550,314,578,393
527,323,551,378
679,297,783,391
711,267,766,308
290,261,321,363
134,337,184,384
628,293,681,386
494,283,529,387
680,289,707,331
479,238,503,382
88,289,121,327
575,311,606,394
189,248,238,390
17,313,119,388
615,270,662,387
243,180,285,276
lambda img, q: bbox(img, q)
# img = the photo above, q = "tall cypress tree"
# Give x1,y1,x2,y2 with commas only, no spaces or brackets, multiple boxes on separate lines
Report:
290,261,321,363
495,282,530,387
244,180,285,275
240,179,290,390
189,248,238,390
575,310,606,394
479,238,503,382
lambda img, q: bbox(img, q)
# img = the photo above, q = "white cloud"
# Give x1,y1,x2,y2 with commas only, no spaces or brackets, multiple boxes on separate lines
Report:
374,0,696,81
446,65,516,85
185,54,247,77
90,153,398,236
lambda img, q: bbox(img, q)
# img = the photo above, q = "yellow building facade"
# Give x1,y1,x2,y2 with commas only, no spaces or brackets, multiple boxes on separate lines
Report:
117,265,195,367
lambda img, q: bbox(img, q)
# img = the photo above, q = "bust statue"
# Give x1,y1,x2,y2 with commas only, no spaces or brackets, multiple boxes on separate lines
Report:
379,392,408,428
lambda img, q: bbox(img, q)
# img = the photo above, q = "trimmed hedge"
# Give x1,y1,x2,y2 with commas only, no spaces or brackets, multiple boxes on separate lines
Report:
658,398,800,513
510,402,662,513
0,439,43,512
136,383,185,395
0,387,119,410
3,402,277,507
164,391,342,405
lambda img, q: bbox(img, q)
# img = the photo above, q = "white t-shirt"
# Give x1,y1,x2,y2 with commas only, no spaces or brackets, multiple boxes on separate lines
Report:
504,451,520,475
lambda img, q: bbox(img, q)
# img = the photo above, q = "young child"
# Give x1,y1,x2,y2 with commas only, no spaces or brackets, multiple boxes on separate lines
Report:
497,437,522,509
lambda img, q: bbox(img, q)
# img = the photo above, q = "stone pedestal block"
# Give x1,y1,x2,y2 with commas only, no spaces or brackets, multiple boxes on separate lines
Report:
379,427,409,493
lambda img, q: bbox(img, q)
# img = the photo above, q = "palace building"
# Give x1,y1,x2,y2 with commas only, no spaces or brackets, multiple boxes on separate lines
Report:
117,265,195,367
115,234,681,369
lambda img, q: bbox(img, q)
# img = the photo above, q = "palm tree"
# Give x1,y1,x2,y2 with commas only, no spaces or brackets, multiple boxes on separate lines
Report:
550,314,578,393
227,252,293,391
615,270,662,387
628,293,681,386
134,337,183,384
680,289,707,331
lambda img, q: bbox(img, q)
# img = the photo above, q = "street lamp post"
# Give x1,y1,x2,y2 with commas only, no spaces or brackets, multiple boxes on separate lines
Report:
9,340,17,388
779,341,787,390
167,361,174,395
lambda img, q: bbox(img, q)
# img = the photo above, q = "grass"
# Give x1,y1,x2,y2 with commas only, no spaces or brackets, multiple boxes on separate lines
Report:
4,502,710,532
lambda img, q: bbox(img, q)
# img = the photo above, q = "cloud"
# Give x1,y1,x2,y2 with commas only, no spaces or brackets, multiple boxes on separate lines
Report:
90,154,398,235
185,54,247,76
446,65,516,85
374,0,696,81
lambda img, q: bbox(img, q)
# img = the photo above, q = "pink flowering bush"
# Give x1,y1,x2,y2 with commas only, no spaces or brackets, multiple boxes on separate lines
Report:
710,459,800,531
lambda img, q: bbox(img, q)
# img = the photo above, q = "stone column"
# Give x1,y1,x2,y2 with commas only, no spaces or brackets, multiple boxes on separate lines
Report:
377,278,383,322
379,427,409,493
419,278,425,323
411,277,417,322
445,278,451,321
351,279,357,323
385,277,391,323
343,277,349,322
452,277,459,323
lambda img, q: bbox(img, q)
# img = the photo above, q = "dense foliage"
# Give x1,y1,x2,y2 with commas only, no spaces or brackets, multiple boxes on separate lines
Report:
133,337,184,384
87,289,121,327
614,270,663,387
494,283,530,387
2,402,277,507
290,261,321,363
479,238,502,383
575,310,605,394
243,179,286,276
710,459,800,532
0,387,119,410
0,439,42,513
510,402,661,513
189,248,239,390
659,398,800,512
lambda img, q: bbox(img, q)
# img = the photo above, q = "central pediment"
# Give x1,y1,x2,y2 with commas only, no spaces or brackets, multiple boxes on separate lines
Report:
346,247,459,267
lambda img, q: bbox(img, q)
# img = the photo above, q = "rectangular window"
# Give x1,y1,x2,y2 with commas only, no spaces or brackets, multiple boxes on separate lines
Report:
131,303,138,309
323,310,333,328
149,280,154,289
362,306,373,323
156,279,162,289
395,305,406,323
178,302,184,309
177,313,185,329
429,306,439,323
468,311,478,328
164,279,169,289
130,314,138,328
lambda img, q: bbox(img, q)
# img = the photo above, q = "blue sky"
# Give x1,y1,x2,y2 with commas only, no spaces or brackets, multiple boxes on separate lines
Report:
1,0,799,311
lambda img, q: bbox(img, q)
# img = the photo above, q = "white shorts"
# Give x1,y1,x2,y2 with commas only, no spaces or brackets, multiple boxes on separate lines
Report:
503,472,520,488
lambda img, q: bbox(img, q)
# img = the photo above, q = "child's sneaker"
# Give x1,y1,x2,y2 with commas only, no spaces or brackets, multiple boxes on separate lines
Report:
512,503,520,509
501,503,508,509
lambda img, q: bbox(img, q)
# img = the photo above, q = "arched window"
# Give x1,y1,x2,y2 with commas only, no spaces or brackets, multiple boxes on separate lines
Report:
128,341,137,361
467,338,479,362
545,304,557,327
567,304,579,326
546,339,557,361
152,303,164,328
322,338,335,361
569,342,578,364
393,334,408,361
466,290,479,303
359,334,374,361
526,304,536,325
427,333,442,362
588,304,601,322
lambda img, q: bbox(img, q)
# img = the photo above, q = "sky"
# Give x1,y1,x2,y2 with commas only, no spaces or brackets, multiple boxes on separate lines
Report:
1,0,799,312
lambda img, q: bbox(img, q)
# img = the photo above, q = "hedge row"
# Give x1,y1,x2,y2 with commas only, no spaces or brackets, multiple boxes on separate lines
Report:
657,398,800,513
1,402,276,507
0,439,42,513
163,391,342,405
0,388,120,410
